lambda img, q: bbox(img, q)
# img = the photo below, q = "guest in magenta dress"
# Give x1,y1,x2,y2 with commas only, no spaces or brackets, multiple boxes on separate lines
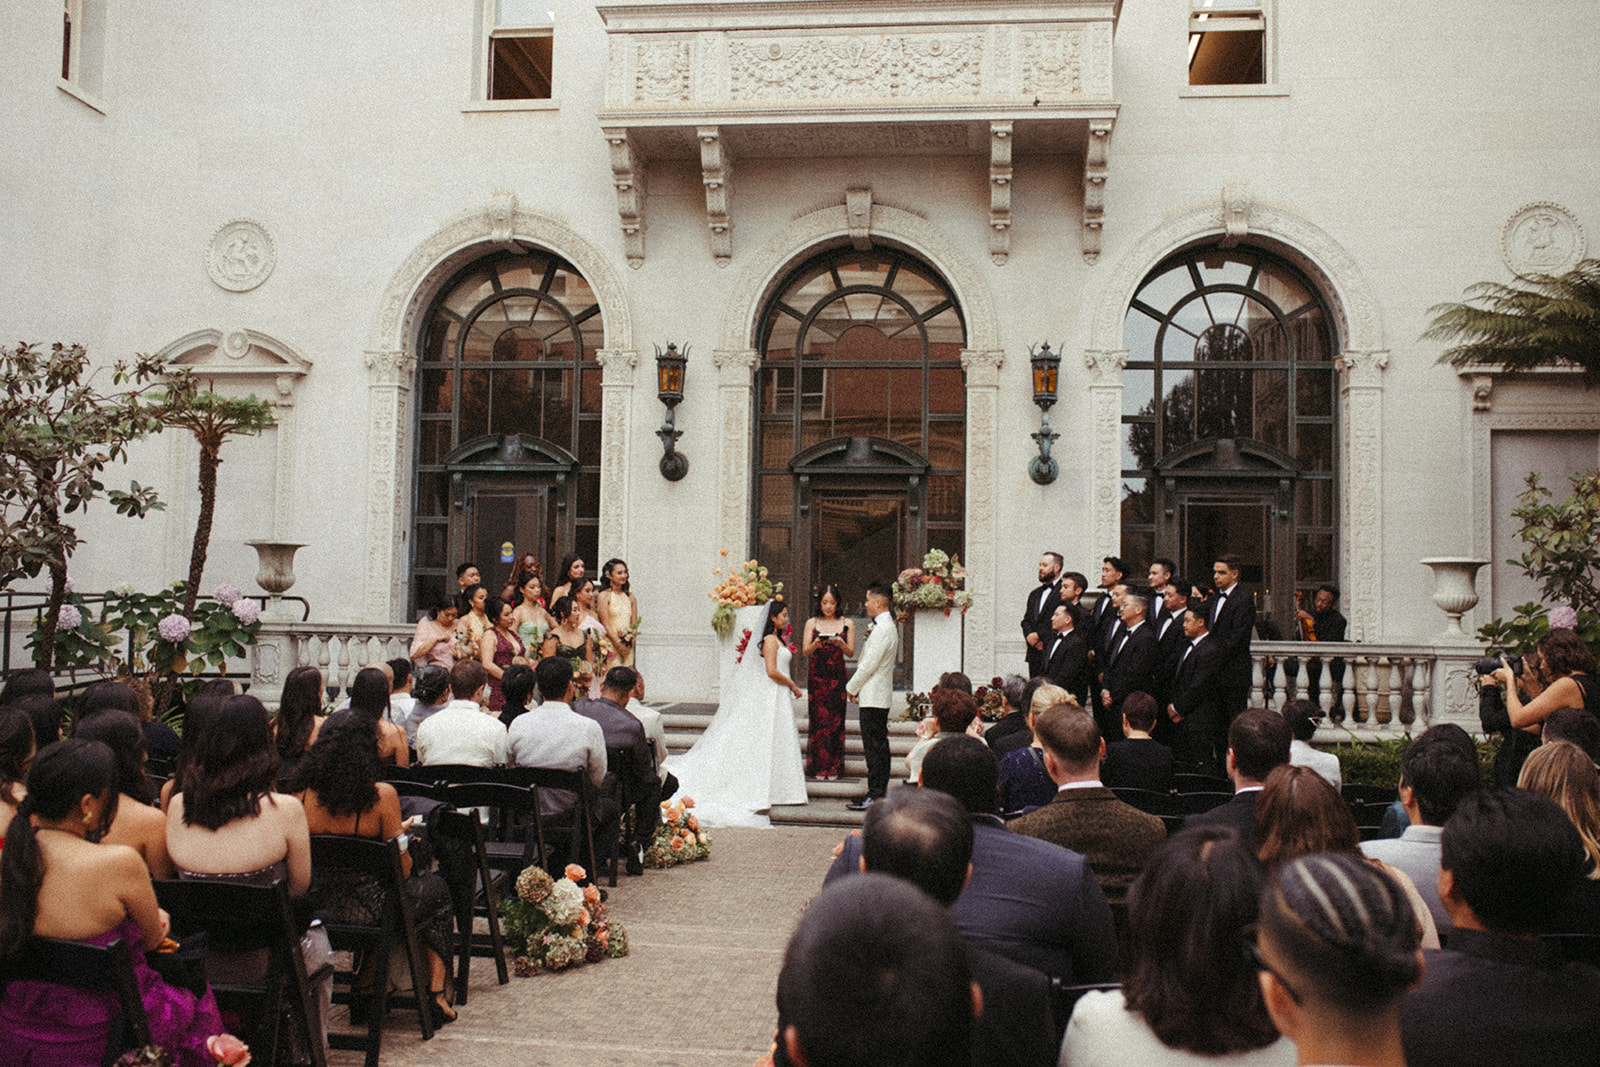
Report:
802,585,855,780
0,738,244,1067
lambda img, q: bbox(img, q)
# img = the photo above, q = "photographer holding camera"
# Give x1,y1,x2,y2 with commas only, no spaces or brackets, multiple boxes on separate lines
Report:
1484,629,1600,785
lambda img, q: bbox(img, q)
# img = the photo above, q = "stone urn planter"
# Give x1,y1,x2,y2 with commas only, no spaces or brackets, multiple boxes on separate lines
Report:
245,540,306,622
1420,557,1489,642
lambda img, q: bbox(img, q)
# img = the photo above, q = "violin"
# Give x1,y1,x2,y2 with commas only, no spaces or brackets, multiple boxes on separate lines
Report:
1294,589,1317,641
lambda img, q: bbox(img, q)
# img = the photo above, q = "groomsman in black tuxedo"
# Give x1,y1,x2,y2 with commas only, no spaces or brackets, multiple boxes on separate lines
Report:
1151,579,1191,710
1167,603,1228,774
1208,554,1257,725
1147,557,1177,629
1096,588,1157,743
1020,552,1064,677
1042,604,1091,707
1085,556,1125,655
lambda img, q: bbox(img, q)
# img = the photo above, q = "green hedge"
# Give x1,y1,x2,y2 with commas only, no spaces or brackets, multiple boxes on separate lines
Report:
1326,736,1498,790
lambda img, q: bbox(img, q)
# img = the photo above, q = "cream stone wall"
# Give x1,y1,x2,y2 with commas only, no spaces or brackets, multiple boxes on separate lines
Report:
2,0,1598,698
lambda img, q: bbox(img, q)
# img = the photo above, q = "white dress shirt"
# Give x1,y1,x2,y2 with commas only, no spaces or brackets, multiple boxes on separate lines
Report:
415,698,508,767
507,699,608,815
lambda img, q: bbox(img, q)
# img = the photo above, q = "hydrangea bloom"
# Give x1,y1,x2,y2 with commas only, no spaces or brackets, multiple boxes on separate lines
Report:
63,577,74,593
1550,605,1579,630
213,583,242,606
56,604,82,631
516,865,554,904
113,582,136,596
231,598,260,625
157,613,192,643
539,879,583,927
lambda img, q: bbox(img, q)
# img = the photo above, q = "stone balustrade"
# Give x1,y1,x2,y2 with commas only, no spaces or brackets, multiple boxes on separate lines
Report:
249,621,416,708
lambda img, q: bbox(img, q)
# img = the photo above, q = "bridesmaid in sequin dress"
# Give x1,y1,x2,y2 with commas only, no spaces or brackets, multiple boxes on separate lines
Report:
802,585,854,780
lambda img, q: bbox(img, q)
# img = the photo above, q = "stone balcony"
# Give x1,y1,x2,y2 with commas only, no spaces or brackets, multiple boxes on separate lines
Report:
593,0,1123,267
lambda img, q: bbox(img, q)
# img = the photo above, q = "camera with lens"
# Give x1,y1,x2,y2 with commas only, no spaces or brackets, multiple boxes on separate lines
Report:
1474,654,1522,677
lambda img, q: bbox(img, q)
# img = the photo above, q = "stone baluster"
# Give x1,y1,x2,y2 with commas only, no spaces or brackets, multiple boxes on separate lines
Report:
1412,658,1432,729
1250,655,1266,707
1387,658,1404,729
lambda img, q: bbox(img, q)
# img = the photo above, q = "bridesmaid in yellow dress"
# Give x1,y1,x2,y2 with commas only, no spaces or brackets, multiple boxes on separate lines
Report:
598,558,640,669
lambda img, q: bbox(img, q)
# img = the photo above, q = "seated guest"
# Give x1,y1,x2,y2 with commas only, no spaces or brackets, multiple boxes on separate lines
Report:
1362,725,1482,935
328,667,410,767
859,787,1056,1067
991,677,1049,757
72,709,176,879
386,657,415,727
1007,703,1166,908
1544,706,1600,765
1256,853,1423,1067
578,666,662,876
827,735,1117,984
1254,764,1438,948
15,693,66,751
497,664,536,729
507,657,619,867
273,665,326,788
0,706,33,842
80,680,179,764
1061,827,1295,1067
982,675,1031,755
1518,741,1600,935
161,679,237,809
1099,691,1175,793
1184,708,1291,852
996,683,1072,814
1375,723,1479,840
0,668,53,706
165,695,312,897
404,664,451,747
0,739,245,1067
1401,788,1600,1066
774,874,975,1067
1281,700,1340,789
415,660,507,768
907,688,979,785
626,669,669,772
291,715,457,1027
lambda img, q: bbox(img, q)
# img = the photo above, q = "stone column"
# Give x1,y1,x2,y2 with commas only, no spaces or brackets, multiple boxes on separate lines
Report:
1084,348,1129,562
1339,349,1389,641
961,348,1005,681
269,381,297,540
712,349,759,555
596,349,639,561
363,349,416,622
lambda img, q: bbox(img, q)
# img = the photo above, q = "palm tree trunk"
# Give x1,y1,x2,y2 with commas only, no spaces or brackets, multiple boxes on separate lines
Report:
182,439,221,618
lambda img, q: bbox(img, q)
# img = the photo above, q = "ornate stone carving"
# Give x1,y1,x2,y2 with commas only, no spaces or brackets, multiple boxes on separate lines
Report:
961,348,1004,681
364,349,415,389
1021,30,1085,96
206,219,276,292
1081,120,1112,264
603,129,647,269
1501,201,1586,279
728,34,983,102
718,204,999,353
634,40,691,103
487,191,517,247
1082,349,1128,562
363,348,414,621
220,328,252,360
595,349,639,562
846,186,873,251
595,348,638,384
989,123,1013,266
1339,349,1389,642
699,126,733,265
735,124,974,156
1220,180,1251,248
1471,374,1494,412
713,349,760,557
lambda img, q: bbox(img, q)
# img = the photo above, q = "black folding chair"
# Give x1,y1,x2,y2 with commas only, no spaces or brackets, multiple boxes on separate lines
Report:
155,878,327,1067
439,783,540,1002
1173,772,1232,794
603,745,642,887
309,835,435,1067
1110,786,1186,835
512,766,601,878
7,935,152,1067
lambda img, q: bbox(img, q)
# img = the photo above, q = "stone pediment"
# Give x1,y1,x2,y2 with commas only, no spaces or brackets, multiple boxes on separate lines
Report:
596,0,1120,267
1155,437,1301,477
158,328,312,402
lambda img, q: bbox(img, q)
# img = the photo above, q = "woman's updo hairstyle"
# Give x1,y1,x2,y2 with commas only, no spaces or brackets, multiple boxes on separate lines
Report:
550,595,578,625
412,664,451,706
1259,851,1422,1015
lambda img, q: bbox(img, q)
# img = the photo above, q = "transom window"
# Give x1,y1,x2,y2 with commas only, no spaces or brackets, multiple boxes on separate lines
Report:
1189,1,1268,86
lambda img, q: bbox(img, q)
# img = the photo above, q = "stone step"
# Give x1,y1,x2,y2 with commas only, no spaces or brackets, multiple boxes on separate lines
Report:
770,799,863,829
664,732,918,758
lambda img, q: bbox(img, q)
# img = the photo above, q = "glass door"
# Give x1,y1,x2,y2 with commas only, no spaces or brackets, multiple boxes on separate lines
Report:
1173,486,1291,630
804,491,909,686
455,480,555,599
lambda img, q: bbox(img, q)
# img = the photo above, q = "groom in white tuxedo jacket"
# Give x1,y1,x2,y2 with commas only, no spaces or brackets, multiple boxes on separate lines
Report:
846,582,898,810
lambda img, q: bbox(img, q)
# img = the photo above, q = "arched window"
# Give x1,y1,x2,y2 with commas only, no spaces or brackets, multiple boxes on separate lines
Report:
411,249,604,614
753,247,966,617
1120,246,1337,621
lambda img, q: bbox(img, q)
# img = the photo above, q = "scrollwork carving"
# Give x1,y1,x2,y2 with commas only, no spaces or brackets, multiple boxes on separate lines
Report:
728,34,983,101
633,40,691,103
1021,30,1085,96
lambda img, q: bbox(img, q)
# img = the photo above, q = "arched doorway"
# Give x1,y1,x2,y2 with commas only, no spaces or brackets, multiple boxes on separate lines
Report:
410,248,605,614
753,247,967,623
1120,246,1338,627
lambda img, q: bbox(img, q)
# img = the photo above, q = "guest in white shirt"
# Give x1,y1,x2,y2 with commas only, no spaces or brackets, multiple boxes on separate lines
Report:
405,665,451,748
626,669,669,771
387,657,416,729
1281,700,1341,790
415,660,507,767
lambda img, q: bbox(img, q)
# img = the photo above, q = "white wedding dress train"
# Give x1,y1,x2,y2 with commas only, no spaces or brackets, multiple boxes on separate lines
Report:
665,641,808,827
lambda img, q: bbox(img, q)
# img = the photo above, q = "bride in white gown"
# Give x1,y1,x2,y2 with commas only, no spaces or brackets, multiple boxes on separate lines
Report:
666,601,809,827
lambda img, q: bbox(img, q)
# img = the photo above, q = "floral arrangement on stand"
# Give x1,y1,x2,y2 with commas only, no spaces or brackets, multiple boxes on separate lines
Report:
890,679,1005,726
890,549,973,621
33,580,263,714
709,550,783,638
643,798,713,868
499,863,629,974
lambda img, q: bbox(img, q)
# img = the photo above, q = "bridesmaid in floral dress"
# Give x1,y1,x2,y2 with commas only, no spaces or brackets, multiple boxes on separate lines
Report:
802,585,854,780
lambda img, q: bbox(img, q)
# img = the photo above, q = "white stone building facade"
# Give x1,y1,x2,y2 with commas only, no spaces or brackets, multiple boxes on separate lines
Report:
3,0,1598,700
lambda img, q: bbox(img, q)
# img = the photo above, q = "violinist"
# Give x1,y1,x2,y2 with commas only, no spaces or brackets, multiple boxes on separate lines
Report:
1295,584,1347,703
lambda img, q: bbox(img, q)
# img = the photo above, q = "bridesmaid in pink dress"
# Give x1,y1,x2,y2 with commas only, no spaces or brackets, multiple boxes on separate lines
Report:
479,597,528,713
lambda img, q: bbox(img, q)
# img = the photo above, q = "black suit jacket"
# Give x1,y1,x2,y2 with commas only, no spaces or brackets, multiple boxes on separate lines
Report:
1168,634,1226,726
575,696,658,788
1042,628,1091,706
1021,581,1063,675
1207,585,1257,690
967,945,1057,1067
1183,789,1260,851
1151,612,1189,707
1100,622,1158,709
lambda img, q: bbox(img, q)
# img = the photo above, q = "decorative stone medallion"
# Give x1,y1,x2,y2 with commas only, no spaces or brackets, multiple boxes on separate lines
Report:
206,219,276,292
1501,202,1585,279
220,328,252,359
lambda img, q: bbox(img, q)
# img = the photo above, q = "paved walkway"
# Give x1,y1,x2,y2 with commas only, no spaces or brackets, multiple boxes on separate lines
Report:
341,825,848,1067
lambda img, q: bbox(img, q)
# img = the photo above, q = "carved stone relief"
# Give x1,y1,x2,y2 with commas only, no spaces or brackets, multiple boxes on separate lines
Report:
989,123,1012,265
961,349,1004,680
699,126,733,266
1021,30,1085,96
729,35,983,102
1338,349,1388,642
596,349,639,561
634,40,691,103
363,349,416,621
846,186,873,251
1220,181,1252,248
1083,349,1128,562
713,349,760,555
603,129,647,269
733,123,974,156
1081,120,1112,264
206,219,276,292
1501,201,1586,279
487,191,518,248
